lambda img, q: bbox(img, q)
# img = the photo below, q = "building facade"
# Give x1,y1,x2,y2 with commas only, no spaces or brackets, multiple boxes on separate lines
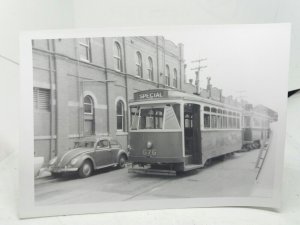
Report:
32,36,186,162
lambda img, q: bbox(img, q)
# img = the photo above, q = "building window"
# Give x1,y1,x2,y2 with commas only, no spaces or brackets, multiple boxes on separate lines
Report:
173,69,178,88
33,87,50,111
116,100,125,131
165,65,170,86
84,95,94,114
136,51,143,77
79,38,91,62
113,42,123,72
83,95,95,136
147,57,154,81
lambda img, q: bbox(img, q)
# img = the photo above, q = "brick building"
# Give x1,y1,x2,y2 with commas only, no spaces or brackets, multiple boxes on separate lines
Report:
32,36,187,162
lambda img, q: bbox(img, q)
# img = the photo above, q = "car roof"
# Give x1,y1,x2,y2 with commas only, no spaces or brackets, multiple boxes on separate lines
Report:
75,136,113,142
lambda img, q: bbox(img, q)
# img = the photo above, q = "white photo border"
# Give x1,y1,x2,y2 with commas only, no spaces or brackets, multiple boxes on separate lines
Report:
19,24,290,218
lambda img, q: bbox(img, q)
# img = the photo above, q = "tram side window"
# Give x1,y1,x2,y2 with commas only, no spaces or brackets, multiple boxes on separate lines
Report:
253,118,260,128
237,113,240,129
139,108,164,129
164,105,181,129
222,110,227,128
232,112,237,128
130,106,139,130
204,106,210,128
217,109,222,128
211,108,217,128
211,115,217,128
172,104,181,125
228,111,233,128
244,116,251,128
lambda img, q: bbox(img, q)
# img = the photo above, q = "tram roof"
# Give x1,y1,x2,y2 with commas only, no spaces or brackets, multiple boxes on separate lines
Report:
129,88,243,110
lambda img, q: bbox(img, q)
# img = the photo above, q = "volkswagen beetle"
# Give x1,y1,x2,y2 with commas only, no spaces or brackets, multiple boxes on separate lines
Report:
48,136,128,178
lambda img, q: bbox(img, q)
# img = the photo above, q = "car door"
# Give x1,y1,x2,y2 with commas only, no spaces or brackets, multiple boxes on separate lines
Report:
109,140,122,163
95,139,113,167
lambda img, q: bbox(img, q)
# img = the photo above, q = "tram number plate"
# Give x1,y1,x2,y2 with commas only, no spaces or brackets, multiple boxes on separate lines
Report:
142,149,157,157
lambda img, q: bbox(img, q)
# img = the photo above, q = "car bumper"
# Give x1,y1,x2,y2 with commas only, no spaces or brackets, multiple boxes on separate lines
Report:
49,167,78,173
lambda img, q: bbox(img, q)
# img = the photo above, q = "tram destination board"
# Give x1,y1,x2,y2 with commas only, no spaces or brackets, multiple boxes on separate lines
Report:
134,89,168,100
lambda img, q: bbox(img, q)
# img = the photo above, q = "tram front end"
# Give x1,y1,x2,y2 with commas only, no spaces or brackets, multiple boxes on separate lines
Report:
128,102,184,175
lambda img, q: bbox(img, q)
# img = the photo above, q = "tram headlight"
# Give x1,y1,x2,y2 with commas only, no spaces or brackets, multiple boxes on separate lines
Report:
146,141,153,149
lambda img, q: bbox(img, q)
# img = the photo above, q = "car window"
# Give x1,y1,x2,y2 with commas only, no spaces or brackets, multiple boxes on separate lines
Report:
110,140,120,148
97,140,110,148
74,141,95,148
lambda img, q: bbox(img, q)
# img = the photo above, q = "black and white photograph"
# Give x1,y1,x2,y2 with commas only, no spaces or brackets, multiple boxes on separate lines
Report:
19,24,290,218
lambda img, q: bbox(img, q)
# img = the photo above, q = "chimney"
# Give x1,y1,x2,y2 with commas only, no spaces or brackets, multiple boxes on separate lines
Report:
206,77,212,98
195,71,200,94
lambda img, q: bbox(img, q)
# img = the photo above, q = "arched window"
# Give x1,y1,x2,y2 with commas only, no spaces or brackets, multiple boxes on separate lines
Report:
136,52,143,77
116,100,125,131
165,65,170,86
147,57,153,81
84,95,93,114
83,95,95,136
113,42,123,72
173,69,177,88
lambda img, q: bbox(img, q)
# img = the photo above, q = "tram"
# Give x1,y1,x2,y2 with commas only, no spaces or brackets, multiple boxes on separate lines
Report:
128,89,245,175
242,104,275,150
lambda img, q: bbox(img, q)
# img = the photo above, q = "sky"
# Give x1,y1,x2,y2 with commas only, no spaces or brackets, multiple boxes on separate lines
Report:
163,24,290,112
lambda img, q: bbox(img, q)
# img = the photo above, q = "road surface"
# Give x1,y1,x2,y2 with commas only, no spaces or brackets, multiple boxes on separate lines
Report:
35,149,264,205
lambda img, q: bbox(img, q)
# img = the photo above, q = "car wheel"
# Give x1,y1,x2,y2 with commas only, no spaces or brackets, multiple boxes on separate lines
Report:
118,154,127,168
78,160,93,178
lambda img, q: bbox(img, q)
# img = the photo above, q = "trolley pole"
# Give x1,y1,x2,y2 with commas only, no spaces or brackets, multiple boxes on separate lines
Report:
191,58,207,95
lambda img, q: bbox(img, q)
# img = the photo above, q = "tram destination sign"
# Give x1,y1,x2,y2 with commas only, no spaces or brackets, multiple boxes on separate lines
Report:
134,89,168,100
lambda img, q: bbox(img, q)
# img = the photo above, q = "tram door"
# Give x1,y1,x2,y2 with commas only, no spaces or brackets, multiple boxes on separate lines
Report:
184,104,202,164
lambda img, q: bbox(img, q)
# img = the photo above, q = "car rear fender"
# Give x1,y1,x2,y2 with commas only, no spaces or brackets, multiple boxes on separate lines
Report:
117,149,128,161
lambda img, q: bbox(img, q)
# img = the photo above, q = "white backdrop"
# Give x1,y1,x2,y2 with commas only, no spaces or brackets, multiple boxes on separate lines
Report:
0,0,300,224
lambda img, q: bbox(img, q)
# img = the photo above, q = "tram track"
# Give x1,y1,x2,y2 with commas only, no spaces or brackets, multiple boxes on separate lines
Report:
123,176,178,201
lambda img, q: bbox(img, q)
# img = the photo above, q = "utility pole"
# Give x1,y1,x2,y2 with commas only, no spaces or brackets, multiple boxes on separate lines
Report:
191,58,207,95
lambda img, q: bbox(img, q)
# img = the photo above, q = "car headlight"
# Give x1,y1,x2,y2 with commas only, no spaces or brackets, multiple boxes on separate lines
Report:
49,157,57,166
70,158,79,166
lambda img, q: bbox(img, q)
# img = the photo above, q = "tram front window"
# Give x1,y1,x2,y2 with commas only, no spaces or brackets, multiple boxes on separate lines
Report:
130,104,181,130
139,108,164,129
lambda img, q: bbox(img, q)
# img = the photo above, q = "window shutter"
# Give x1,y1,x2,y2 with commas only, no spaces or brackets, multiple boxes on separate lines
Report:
33,88,50,111
33,88,38,108
38,89,50,110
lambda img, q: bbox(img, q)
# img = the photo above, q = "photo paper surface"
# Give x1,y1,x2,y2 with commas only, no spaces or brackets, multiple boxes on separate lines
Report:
19,24,290,218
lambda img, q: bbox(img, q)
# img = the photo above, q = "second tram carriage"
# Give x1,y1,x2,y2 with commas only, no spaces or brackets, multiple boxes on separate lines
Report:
128,89,249,175
241,104,274,150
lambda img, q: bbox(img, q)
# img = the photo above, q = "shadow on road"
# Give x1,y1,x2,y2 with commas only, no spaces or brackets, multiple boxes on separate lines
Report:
45,166,125,182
